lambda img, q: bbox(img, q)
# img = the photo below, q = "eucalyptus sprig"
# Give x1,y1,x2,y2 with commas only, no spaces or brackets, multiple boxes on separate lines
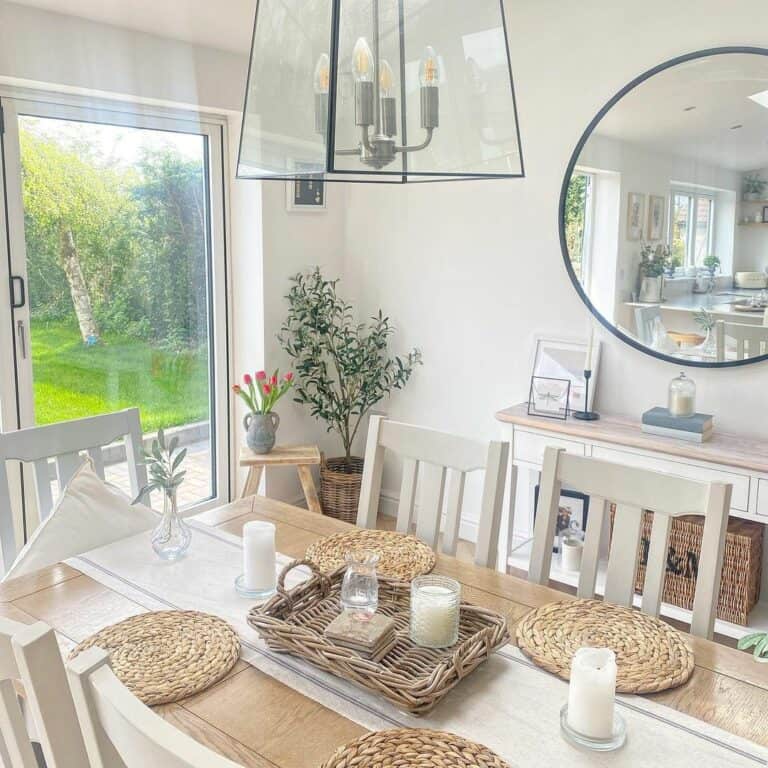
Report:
133,427,187,503
737,632,768,663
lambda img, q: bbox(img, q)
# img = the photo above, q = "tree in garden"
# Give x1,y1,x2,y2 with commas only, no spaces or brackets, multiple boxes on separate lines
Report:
20,130,138,342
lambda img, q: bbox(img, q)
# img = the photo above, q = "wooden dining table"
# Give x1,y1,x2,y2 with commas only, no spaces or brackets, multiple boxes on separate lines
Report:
2,496,767,767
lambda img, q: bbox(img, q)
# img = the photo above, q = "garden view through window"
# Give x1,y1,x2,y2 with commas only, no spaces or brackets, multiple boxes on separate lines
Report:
564,171,593,282
18,115,214,507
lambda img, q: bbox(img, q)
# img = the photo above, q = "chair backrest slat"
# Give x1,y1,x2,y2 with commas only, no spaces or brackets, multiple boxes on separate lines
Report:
603,503,644,608
395,458,419,533
0,618,89,768
357,416,509,568
716,320,768,361
530,447,731,639
87,447,106,480
0,409,147,575
67,647,242,768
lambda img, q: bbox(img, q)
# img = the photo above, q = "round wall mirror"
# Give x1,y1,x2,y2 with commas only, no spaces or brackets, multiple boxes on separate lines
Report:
560,47,768,367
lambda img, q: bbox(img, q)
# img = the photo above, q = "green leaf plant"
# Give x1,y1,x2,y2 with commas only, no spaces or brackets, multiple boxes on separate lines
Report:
737,632,768,663
133,427,187,504
278,268,422,464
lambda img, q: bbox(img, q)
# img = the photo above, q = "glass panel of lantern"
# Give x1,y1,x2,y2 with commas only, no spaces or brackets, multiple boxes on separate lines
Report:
237,0,525,182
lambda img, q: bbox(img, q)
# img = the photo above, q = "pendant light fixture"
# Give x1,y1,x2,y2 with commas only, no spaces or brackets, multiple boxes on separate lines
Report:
237,0,525,183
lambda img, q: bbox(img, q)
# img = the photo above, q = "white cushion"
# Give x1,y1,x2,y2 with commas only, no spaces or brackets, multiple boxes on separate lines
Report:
4,458,157,581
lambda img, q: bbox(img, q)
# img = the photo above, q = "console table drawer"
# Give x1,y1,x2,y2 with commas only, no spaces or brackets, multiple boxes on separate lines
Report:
592,446,750,512
514,430,585,466
758,480,768,517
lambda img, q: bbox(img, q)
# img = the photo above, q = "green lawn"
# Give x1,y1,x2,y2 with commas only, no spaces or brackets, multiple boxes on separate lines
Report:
31,321,210,432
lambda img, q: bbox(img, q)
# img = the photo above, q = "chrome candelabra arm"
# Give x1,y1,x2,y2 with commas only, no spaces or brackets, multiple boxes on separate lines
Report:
395,128,435,154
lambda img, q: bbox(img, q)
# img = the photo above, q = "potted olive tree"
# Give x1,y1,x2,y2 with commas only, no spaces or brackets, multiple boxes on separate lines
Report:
279,268,421,522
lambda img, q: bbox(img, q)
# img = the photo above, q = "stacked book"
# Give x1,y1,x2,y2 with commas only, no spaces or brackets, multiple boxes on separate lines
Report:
324,612,397,661
641,407,713,443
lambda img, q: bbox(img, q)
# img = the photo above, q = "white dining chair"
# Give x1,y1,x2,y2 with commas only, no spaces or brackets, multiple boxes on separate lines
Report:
0,617,89,768
633,305,662,345
715,320,768,361
0,409,148,575
67,647,243,768
357,416,509,568
529,447,731,639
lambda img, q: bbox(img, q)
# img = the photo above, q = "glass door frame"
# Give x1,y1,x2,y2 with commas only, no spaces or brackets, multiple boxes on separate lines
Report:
0,88,232,524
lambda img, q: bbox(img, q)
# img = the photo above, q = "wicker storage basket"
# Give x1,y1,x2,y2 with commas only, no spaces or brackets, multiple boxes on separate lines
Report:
248,560,509,715
610,508,763,625
320,455,364,522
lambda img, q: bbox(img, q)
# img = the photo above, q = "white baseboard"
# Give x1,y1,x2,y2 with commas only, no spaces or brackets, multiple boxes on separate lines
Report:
379,489,479,543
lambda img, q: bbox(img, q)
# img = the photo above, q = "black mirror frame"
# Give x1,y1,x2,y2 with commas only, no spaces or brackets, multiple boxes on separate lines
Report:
559,46,768,369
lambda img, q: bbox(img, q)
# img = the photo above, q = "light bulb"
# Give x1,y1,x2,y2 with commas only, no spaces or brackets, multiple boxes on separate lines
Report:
379,59,395,97
419,46,440,87
352,38,374,83
313,53,330,95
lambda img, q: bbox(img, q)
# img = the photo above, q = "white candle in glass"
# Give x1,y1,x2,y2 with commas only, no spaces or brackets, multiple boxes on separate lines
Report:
561,539,583,572
243,521,276,593
410,576,460,648
567,648,617,739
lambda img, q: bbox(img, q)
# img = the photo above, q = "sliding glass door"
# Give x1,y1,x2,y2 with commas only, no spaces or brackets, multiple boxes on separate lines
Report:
0,93,230,536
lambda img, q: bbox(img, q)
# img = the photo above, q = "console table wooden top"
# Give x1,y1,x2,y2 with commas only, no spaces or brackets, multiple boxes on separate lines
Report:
496,403,768,475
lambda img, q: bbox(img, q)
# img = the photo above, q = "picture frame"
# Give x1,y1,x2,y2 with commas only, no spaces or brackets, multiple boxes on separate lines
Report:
286,176,327,212
528,376,570,420
531,336,601,413
647,195,666,240
533,486,590,553
627,192,645,240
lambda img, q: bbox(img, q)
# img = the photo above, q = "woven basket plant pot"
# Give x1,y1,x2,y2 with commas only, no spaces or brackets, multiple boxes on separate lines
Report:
320,456,364,523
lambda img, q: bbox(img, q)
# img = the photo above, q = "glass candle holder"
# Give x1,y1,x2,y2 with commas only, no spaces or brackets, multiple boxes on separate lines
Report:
410,575,461,648
340,550,379,619
668,372,696,418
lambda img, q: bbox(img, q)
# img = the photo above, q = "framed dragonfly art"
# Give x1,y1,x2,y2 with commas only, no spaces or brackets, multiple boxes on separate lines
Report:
527,376,571,420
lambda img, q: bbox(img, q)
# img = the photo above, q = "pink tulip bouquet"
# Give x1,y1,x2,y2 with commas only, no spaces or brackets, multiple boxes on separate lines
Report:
232,369,294,414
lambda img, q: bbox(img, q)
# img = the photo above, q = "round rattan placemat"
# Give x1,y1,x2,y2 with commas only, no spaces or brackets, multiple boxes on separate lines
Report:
306,529,435,581
515,599,695,694
69,610,240,706
320,730,510,768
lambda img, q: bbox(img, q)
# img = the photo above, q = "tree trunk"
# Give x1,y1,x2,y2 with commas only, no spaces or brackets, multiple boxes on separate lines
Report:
59,228,98,342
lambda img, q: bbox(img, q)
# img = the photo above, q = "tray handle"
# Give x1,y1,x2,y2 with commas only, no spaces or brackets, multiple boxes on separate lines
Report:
277,558,331,610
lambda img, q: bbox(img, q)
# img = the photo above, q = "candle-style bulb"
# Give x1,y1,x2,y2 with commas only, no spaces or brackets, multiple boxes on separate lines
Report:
314,53,330,94
379,59,395,97
352,37,374,83
419,46,440,87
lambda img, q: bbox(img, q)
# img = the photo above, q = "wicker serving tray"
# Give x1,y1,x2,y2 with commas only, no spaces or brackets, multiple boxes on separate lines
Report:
248,559,509,715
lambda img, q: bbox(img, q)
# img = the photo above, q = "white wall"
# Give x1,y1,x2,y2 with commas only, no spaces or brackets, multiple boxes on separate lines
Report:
340,0,768,476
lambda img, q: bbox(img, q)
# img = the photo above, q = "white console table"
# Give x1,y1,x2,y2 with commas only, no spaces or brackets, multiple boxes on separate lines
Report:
495,403,768,639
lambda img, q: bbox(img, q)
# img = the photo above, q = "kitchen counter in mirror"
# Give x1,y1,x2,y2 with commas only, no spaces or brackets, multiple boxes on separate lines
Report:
625,287,768,323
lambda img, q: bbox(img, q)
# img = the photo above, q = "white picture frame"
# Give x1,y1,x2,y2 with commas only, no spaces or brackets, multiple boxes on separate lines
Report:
647,195,666,241
627,192,645,241
286,177,327,212
531,336,602,412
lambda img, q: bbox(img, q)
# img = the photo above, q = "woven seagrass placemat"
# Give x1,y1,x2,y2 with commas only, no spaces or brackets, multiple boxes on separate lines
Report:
305,529,435,581
69,610,240,705
515,599,695,694
320,729,510,768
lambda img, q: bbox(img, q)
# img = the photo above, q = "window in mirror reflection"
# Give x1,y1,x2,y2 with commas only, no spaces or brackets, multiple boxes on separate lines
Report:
671,191,714,267
565,171,594,282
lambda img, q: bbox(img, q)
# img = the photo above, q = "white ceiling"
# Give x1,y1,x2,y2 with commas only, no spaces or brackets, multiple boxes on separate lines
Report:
592,53,768,172
10,0,257,53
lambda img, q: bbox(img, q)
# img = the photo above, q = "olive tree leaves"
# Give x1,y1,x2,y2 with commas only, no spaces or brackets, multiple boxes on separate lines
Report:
278,268,422,462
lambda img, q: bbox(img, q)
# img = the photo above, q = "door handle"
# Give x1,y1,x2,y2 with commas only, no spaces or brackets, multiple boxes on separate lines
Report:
10,276,25,309
16,320,27,360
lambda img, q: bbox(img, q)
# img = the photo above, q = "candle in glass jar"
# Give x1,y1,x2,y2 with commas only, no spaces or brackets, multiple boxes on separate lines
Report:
410,576,461,648
567,648,617,739
243,521,276,593
561,539,583,571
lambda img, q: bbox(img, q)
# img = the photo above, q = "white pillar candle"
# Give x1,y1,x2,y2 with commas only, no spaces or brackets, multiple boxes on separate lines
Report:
567,648,617,739
243,521,276,593
586,328,594,371
561,539,583,572
410,577,460,648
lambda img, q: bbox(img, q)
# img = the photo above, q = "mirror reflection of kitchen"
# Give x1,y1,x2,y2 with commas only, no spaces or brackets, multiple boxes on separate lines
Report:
564,52,768,363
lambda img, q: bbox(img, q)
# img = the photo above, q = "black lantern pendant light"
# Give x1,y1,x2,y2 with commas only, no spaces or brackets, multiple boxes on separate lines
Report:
237,0,525,183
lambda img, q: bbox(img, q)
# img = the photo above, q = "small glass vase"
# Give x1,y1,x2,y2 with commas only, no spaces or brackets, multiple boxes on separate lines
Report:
340,550,379,620
151,489,191,561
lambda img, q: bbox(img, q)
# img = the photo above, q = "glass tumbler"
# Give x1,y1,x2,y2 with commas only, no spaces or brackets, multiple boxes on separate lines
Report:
340,550,379,619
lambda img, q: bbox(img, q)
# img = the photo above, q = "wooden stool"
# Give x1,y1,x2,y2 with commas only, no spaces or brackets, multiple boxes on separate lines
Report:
239,445,322,514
